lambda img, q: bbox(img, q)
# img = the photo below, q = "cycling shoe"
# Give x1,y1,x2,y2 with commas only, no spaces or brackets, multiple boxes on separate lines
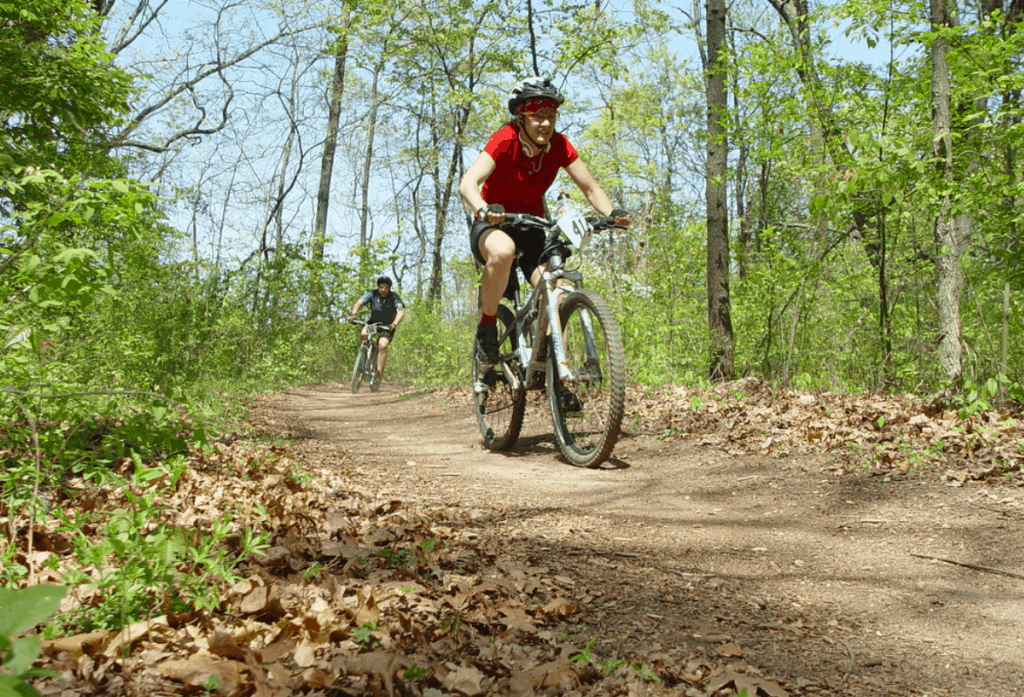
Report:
475,323,500,364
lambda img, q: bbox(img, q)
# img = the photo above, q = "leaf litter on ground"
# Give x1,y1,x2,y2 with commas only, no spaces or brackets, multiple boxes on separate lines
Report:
14,379,1024,695
21,436,719,696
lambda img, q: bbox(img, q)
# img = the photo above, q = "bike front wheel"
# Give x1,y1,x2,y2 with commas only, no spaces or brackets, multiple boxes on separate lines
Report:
472,305,526,450
369,344,381,392
351,345,368,394
547,289,626,467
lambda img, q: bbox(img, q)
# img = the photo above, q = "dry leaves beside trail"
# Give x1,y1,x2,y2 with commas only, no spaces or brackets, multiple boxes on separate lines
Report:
32,436,689,696
28,380,1024,697
624,378,1024,484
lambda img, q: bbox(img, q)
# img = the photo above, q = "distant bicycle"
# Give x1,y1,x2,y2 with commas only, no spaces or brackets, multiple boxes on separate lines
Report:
471,206,626,467
350,319,387,393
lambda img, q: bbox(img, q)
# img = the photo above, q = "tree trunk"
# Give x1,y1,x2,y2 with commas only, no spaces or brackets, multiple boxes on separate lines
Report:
358,64,383,248
312,8,352,263
426,105,469,306
275,117,296,256
931,0,968,381
705,0,734,380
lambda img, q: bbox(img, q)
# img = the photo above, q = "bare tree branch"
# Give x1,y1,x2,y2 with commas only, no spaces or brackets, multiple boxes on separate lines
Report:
110,16,324,153
105,0,172,55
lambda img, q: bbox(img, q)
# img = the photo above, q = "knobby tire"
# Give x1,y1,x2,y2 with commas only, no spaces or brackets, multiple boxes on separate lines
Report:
473,305,526,450
369,344,381,392
546,289,625,468
351,345,368,394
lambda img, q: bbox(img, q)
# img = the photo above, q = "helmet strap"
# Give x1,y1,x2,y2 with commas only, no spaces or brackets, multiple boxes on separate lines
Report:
517,128,549,172
515,117,551,157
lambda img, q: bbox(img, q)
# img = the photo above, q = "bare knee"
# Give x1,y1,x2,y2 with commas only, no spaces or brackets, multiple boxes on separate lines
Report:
480,229,516,270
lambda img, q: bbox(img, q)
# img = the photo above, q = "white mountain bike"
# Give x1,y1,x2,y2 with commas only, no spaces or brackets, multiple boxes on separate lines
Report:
350,319,387,394
471,207,626,468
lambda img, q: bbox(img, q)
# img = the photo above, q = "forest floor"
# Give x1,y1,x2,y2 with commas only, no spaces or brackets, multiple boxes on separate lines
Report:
33,379,1024,696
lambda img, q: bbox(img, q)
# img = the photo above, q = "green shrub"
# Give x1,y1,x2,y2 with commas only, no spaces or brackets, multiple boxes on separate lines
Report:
0,585,66,696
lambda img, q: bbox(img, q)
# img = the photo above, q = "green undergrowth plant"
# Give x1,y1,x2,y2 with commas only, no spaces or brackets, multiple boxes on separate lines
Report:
0,399,216,552
46,468,271,635
1,393,272,637
376,537,439,569
351,621,383,648
0,585,66,696
954,375,1024,420
390,308,473,388
402,664,431,684
569,637,662,683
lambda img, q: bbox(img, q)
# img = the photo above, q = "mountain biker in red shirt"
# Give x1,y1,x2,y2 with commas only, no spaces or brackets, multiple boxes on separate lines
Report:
459,76,630,364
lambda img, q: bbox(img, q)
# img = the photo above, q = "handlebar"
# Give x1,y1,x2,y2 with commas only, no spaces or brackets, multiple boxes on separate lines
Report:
502,212,626,232
349,319,389,332
497,211,626,251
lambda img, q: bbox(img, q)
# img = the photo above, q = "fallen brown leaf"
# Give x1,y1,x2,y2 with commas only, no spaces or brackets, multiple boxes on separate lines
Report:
339,650,413,697
707,669,789,697
40,631,107,659
437,662,487,696
158,654,247,694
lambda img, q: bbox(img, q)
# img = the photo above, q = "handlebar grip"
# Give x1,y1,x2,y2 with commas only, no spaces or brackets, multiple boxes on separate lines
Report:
585,215,624,228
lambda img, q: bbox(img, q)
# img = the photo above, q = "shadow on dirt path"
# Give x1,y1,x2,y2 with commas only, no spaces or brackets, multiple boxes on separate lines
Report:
253,382,1024,697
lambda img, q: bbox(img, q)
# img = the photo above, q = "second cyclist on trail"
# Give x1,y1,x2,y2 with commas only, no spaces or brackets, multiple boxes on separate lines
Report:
458,75,631,366
349,276,405,384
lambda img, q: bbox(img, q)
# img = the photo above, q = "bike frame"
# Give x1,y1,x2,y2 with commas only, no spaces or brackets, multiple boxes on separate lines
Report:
497,218,600,392
472,208,627,466
362,327,385,367
363,339,379,372
351,320,387,391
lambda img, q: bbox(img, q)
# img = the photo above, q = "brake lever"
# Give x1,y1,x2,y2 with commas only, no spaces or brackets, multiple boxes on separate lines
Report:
585,216,627,231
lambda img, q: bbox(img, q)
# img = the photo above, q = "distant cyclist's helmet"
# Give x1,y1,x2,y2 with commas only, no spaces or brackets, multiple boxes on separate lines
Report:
507,76,565,116
377,276,392,287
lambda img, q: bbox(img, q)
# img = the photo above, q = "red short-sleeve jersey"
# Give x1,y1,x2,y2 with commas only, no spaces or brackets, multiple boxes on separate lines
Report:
479,124,579,216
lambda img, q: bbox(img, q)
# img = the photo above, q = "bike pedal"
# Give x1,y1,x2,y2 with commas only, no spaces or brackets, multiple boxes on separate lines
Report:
559,388,584,414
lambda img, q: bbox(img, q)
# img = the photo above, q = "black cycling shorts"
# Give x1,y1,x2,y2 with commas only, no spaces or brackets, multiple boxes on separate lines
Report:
367,326,395,342
470,220,545,286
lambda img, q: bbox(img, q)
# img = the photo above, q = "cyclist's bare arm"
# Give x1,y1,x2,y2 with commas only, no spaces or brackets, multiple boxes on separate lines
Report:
459,152,506,225
564,159,631,226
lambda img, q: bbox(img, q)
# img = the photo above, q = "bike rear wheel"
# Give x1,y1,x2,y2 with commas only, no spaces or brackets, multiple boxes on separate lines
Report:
351,345,368,394
547,289,625,467
473,305,526,450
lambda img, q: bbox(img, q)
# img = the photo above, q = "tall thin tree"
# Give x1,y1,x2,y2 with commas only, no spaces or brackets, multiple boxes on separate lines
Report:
705,0,734,380
313,7,353,264
930,0,968,380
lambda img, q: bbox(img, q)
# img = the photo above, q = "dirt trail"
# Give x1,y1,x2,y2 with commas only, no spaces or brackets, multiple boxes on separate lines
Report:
253,382,1024,696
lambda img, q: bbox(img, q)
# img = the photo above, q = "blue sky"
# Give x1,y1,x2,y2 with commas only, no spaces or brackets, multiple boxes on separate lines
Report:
106,0,913,289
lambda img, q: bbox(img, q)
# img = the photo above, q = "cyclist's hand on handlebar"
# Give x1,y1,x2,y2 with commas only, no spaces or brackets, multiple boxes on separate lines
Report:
349,315,359,324
586,211,631,230
476,203,506,226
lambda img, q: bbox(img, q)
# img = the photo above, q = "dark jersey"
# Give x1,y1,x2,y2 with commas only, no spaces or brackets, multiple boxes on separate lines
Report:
359,289,405,325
